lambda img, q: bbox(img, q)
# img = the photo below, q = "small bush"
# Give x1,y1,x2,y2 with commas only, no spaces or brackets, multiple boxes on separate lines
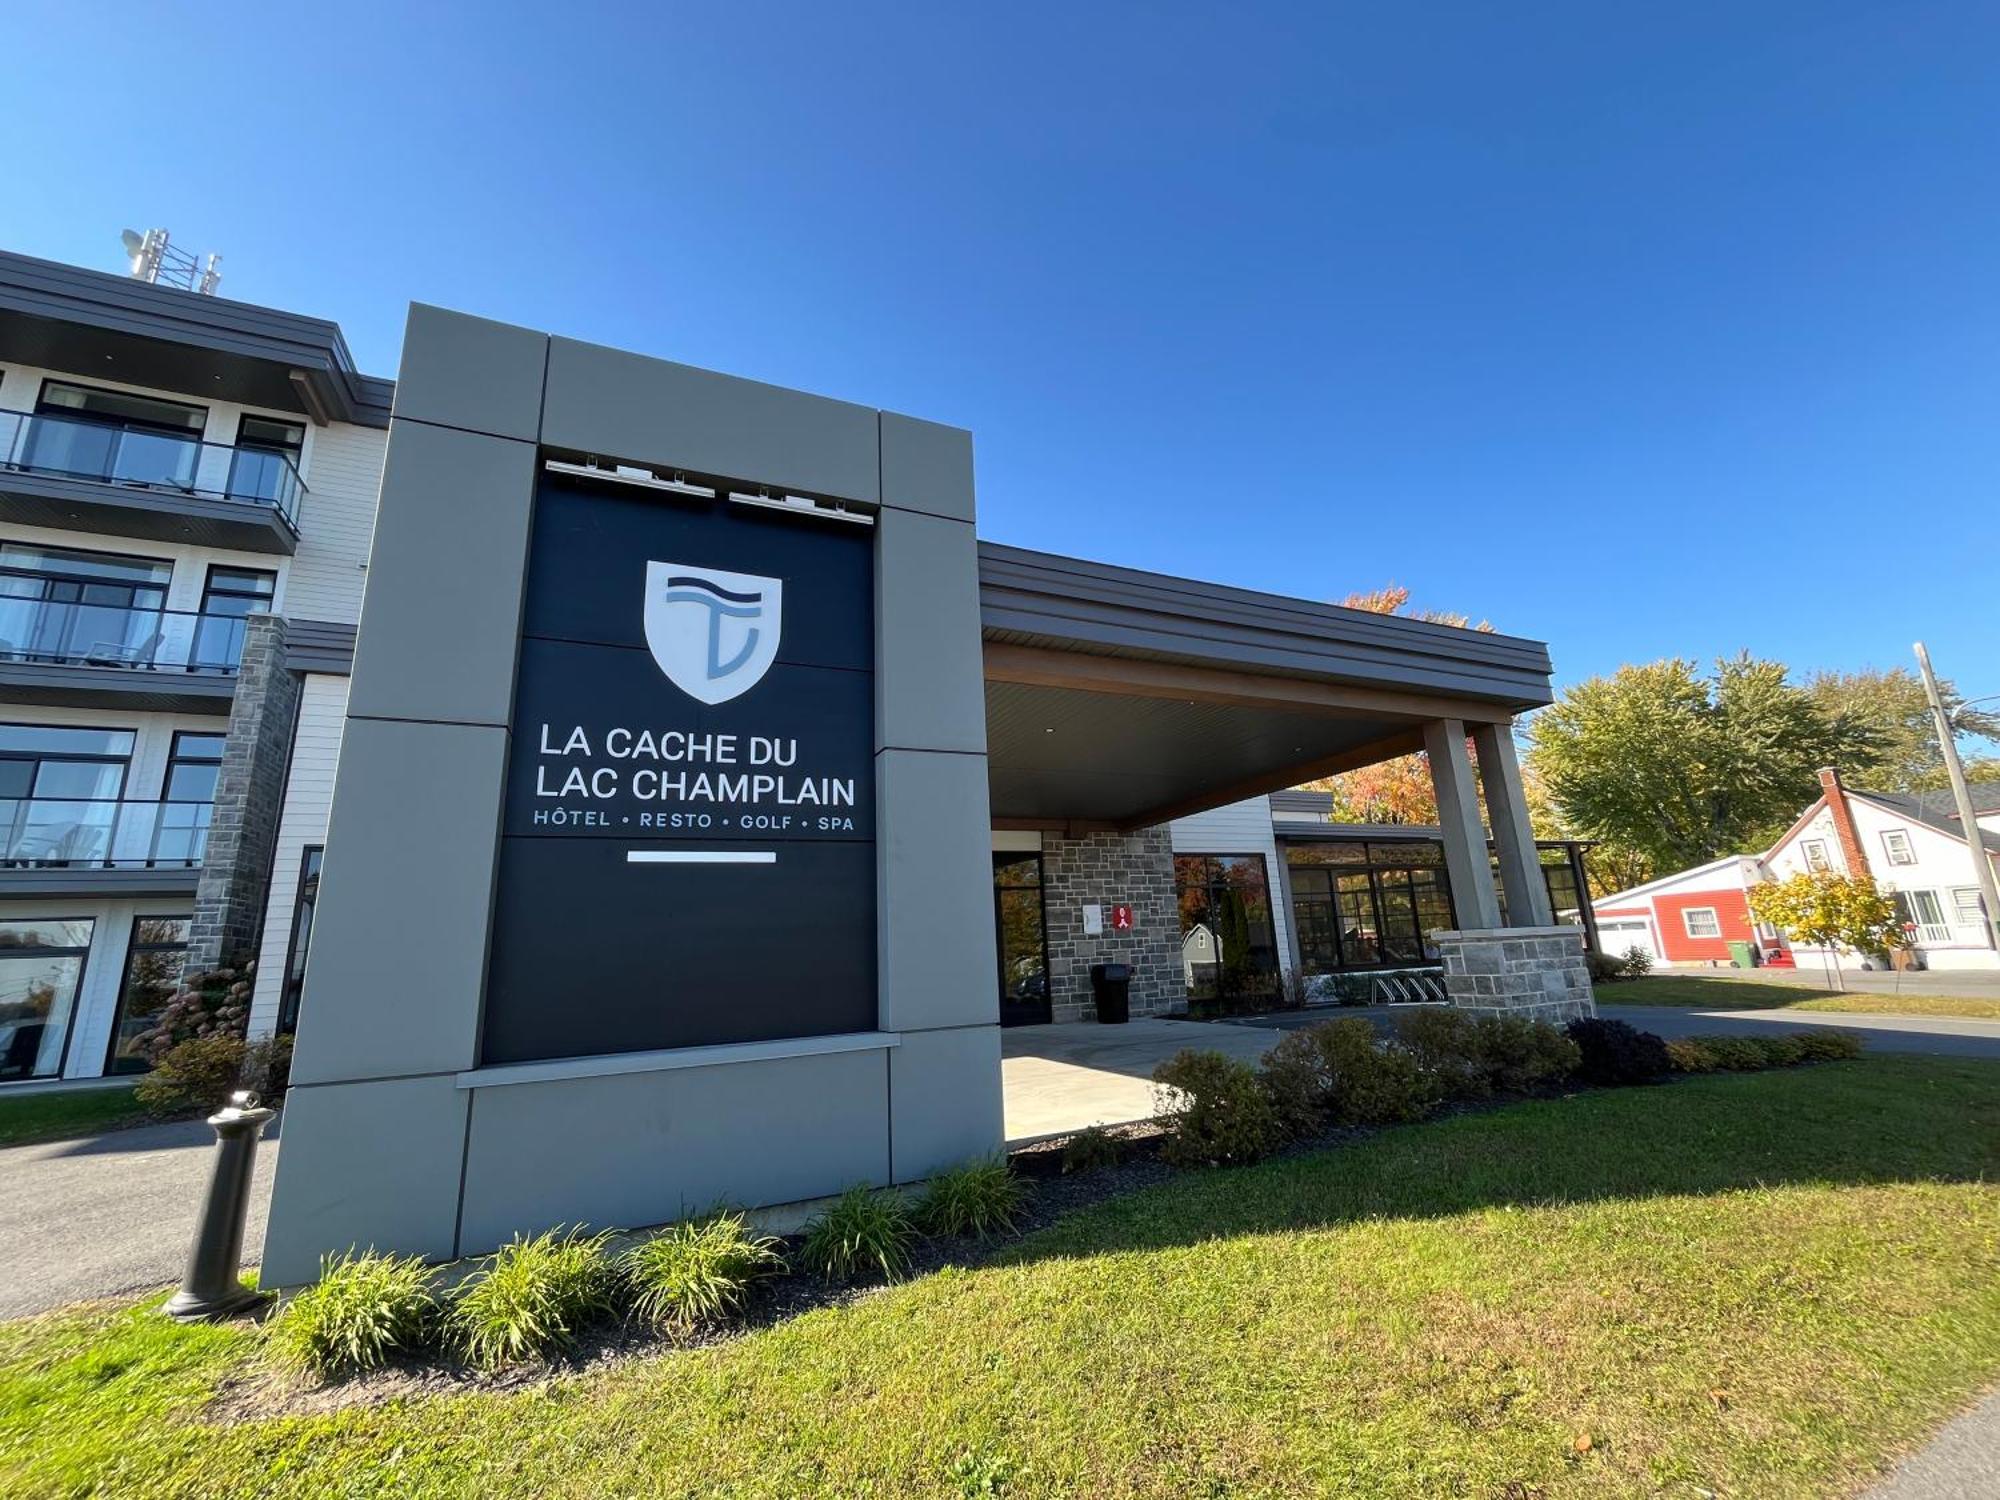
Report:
1620,946,1654,978
1586,949,1627,984
1753,1033,1807,1067
1475,1014,1582,1093
1153,1048,1281,1166
1794,1028,1864,1061
915,1157,1027,1239
1665,1037,1721,1073
130,963,253,1065
450,1228,619,1369
1565,1017,1671,1086
133,1034,246,1117
624,1211,784,1330
800,1185,915,1282
270,1249,439,1380
1259,1029,1335,1136
238,1034,294,1105
1393,1008,1490,1099
1060,1124,1122,1174
1313,1018,1433,1125
1696,1034,1770,1071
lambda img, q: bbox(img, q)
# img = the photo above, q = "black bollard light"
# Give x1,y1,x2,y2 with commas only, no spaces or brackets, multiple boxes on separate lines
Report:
163,1090,277,1322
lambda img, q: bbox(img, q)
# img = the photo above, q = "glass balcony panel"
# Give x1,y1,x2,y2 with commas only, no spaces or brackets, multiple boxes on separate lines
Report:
1,410,304,527
0,798,209,869
0,599,246,673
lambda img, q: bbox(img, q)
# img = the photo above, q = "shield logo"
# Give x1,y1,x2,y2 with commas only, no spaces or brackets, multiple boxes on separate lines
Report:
642,561,783,705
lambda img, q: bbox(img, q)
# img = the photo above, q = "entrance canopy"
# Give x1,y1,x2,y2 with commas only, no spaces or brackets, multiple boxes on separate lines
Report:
979,545,1554,831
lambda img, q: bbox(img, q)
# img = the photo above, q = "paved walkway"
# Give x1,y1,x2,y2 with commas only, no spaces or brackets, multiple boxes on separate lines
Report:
1646,967,2000,1000
1865,1387,2000,1498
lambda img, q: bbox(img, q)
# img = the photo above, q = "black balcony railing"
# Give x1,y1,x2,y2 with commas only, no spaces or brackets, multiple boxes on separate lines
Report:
0,797,210,869
0,409,305,528
0,596,247,674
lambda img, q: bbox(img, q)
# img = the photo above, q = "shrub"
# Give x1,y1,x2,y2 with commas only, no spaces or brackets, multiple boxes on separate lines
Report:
450,1228,619,1369
1313,1018,1433,1125
130,963,254,1065
1620,946,1654,978
238,1033,294,1105
270,1249,439,1380
1696,1034,1769,1071
1393,1008,1490,1099
800,1185,915,1282
1474,1014,1582,1093
1665,1037,1721,1073
1259,1028,1335,1136
1565,1017,1670,1086
1752,1033,1807,1067
1586,949,1627,984
915,1157,1027,1239
623,1211,784,1330
1153,1048,1281,1166
1794,1028,1864,1061
133,1034,246,1117
1060,1124,1122,1174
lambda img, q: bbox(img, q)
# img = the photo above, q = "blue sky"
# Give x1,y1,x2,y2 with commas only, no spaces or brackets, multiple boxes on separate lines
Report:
7,1,1996,693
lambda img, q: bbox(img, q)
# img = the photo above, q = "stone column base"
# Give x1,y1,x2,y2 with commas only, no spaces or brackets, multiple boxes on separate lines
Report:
1432,926,1596,1024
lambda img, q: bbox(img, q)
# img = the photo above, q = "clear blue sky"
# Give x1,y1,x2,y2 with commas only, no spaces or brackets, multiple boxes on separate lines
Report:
9,1,1996,693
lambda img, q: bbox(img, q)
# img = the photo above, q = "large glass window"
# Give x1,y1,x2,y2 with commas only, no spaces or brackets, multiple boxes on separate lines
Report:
0,725,134,867
151,732,222,867
279,847,323,1033
0,917,94,1083
227,416,305,505
1286,841,1454,972
0,545,174,670
192,566,275,671
104,916,190,1074
25,381,205,490
1175,853,1280,1005
992,851,1049,1027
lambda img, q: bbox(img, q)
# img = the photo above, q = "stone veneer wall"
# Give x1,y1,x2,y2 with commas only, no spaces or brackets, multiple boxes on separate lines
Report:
1434,926,1596,1024
189,614,302,971
1041,827,1183,1023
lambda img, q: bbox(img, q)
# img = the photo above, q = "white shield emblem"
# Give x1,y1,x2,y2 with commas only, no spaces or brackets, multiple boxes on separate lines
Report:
642,561,783,705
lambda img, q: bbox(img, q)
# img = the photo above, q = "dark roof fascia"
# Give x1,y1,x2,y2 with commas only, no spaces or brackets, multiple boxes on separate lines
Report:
0,250,392,428
978,542,1555,712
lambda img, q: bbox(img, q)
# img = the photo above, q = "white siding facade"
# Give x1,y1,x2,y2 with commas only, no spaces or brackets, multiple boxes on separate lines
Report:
1169,795,1300,982
247,675,349,1036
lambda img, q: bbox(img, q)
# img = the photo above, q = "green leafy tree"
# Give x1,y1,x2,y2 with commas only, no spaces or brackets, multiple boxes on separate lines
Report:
1526,654,1879,873
1748,871,1907,990
1804,667,2000,793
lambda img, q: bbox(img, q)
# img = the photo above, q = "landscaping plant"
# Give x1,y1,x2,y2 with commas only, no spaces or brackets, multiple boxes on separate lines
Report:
1620,945,1654,977
915,1157,1027,1239
1665,1037,1721,1073
1258,1028,1336,1136
133,1034,247,1118
623,1211,785,1331
800,1185,916,1282
1793,1027,1864,1061
1564,1016,1671,1086
450,1228,620,1369
1472,1014,1581,1094
1152,1047,1282,1166
270,1249,440,1381
1313,1017,1433,1124
1059,1124,1121,1174
1391,1008,1490,1099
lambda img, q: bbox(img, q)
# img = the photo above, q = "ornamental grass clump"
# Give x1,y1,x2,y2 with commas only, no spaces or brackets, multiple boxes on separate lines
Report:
800,1185,916,1282
270,1249,440,1381
450,1227,619,1369
1153,1048,1281,1166
623,1211,785,1331
915,1157,1027,1239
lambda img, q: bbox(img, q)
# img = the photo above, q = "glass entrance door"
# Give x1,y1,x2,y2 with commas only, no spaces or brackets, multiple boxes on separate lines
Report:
993,851,1050,1027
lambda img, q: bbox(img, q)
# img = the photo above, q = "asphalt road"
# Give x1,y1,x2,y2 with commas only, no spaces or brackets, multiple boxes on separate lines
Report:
1866,1387,2000,1498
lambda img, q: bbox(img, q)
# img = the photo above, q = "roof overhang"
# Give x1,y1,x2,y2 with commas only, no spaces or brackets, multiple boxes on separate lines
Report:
0,250,392,428
979,544,1555,831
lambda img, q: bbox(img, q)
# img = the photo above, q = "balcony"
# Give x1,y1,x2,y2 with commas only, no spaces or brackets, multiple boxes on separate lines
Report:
0,797,208,897
0,598,243,714
0,409,304,554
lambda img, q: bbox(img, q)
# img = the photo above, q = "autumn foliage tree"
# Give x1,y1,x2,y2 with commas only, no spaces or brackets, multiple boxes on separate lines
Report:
1748,871,1906,989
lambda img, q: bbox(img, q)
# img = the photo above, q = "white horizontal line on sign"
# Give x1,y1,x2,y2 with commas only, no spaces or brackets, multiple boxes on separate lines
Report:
626,850,777,865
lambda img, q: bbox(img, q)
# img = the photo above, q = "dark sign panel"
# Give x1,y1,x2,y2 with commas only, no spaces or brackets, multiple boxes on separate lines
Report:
482,474,876,1065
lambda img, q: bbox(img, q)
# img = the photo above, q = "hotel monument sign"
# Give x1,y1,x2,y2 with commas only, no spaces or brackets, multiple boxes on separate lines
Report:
482,471,877,1064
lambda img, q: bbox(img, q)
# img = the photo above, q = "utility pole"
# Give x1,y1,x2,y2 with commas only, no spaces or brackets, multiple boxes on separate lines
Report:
1914,642,2000,954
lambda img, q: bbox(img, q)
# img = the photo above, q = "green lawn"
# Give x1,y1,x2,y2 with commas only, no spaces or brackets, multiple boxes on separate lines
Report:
0,1084,149,1148
1599,974,2000,1020
4,1057,1998,1498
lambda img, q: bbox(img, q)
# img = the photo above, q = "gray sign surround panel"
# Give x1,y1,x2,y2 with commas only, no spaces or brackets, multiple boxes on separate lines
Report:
263,305,1000,1284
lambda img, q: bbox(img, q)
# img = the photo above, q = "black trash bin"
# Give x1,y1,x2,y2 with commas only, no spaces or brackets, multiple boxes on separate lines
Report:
1089,962,1132,1024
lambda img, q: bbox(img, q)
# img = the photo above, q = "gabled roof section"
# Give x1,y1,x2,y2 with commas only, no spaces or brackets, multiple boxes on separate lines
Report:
1591,853,1758,909
1854,788,2000,857
0,249,393,427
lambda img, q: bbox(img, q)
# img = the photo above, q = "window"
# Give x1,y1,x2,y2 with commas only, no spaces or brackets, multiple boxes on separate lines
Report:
152,732,222,867
0,543,173,670
0,917,94,1083
992,852,1049,1027
0,724,134,868
278,847,323,1034
1801,839,1831,872
1907,889,1951,943
191,566,275,670
227,416,305,505
1175,853,1281,1003
103,916,191,1074
25,381,204,490
1286,840,1455,973
1682,907,1722,939
1881,828,1916,866
1951,888,1988,928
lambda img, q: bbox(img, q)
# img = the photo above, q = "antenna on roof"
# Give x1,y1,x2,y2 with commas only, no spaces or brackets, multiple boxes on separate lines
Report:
120,228,222,295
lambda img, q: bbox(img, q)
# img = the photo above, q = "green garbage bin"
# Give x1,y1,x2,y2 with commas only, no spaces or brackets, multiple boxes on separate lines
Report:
1727,940,1756,968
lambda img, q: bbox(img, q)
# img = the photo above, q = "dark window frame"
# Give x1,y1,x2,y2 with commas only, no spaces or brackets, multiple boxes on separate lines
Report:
0,720,135,803
102,914,192,1076
0,915,96,1085
1285,840,1458,973
1174,851,1283,1002
33,378,207,436
278,845,324,1034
